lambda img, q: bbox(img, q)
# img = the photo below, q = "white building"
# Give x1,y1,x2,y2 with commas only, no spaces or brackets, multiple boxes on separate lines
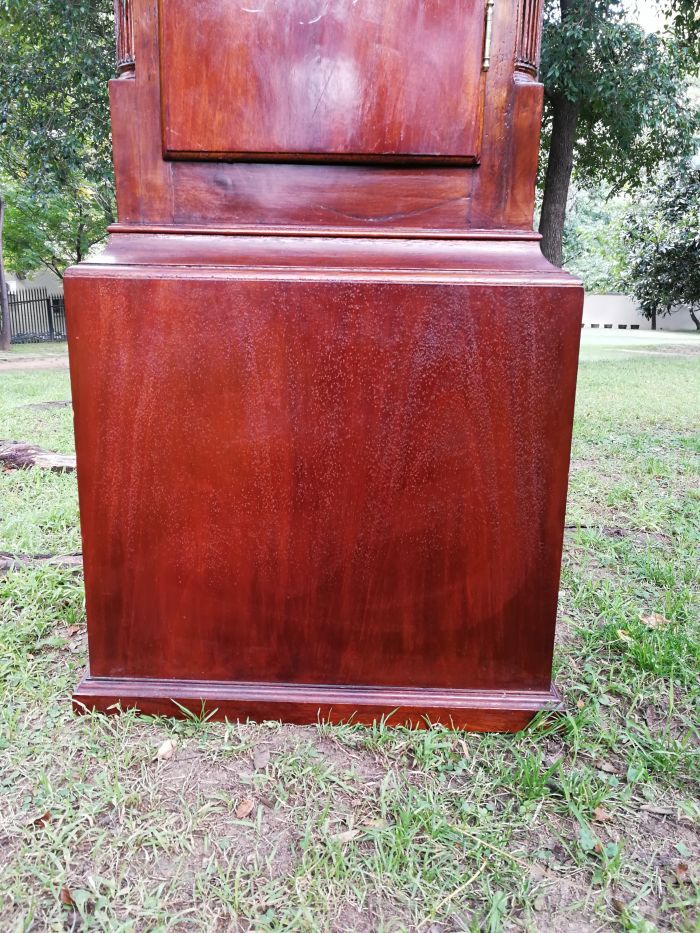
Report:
6,269,63,295
583,294,698,332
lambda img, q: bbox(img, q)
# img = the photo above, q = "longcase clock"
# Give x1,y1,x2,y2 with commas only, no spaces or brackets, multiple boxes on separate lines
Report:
65,0,583,730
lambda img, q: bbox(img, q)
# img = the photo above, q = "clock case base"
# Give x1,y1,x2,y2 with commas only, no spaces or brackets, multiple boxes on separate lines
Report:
73,674,563,732
65,234,582,733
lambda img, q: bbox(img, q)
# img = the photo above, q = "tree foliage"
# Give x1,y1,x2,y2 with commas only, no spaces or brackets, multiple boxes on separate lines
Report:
666,0,700,61
542,3,697,189
0,0,114,288
538,0,699,266
620,161,700,330
562,186,628,292
0,175,108,278
0,0,114,195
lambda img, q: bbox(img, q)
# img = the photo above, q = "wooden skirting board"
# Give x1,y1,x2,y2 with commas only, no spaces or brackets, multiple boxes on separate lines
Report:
73,675,563,732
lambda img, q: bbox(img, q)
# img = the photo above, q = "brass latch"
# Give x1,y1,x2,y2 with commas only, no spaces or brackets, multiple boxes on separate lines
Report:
483,0,495,70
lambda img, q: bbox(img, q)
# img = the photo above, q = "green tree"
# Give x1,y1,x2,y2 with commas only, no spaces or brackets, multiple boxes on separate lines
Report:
0,176,108,279
0,0,114,200
667,0,700,60
561,185,628,292
539,0,699,267
621,160,700,331
0,0,114,344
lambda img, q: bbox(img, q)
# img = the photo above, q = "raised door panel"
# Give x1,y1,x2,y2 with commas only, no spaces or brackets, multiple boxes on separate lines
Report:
159,0,488,164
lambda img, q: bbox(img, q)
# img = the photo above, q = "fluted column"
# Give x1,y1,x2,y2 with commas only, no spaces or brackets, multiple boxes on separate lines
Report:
515,0,544,79
114,0,135,77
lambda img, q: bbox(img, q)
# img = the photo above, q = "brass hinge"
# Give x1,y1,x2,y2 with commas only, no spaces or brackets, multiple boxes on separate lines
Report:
483,0,495,70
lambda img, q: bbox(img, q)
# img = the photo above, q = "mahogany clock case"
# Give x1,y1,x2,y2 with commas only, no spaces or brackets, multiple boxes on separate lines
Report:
66,0,584,730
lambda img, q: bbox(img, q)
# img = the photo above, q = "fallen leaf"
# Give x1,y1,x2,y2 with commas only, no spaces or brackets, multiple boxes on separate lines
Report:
253,747,270,770
333,828,360,843
30,810,52,829
593,806,613,823
640,612,671,630
235,797,255,819
156,738,177,761
675,862,690,884
59,886,75,907
595,760,619,775
617,629,633,644
66,626,80,637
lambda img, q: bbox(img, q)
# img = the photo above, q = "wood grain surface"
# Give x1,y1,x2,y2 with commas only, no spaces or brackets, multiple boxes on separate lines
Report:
108,0,543,234
160,0,486,164
65,239,582,712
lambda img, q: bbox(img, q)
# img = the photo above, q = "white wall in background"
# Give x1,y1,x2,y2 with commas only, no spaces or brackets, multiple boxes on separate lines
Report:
583,294,697,332
6,269,63,295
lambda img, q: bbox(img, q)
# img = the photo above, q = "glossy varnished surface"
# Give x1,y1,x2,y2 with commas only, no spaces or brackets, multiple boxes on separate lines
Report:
73,676,564,731
108,0,544,234
65,244,582,695
160,0,486,164
81,233,573,278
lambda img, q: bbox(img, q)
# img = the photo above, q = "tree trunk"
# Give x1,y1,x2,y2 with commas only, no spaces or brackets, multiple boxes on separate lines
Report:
539,94,580,267
0,193,11,351
76,205,84,264
539,0,581,268
651,308,657,331
690,308,700,331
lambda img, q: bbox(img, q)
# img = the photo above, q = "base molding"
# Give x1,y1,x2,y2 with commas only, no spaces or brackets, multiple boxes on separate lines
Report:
73,674,563,732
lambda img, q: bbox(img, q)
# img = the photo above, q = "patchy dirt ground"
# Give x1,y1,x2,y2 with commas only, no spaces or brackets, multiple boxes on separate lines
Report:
0,353,69,372
0,344,698,930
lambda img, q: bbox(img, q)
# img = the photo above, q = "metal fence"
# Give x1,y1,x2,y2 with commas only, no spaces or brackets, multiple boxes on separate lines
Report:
7,287,66,343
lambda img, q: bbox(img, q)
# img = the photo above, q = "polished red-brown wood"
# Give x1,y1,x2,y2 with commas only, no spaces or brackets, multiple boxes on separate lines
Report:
66,0,583,729
160,0,486,164
108,0,544,233
73,677,563,732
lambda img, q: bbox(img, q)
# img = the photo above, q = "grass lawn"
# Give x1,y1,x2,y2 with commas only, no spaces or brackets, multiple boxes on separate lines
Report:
1,336,698,932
